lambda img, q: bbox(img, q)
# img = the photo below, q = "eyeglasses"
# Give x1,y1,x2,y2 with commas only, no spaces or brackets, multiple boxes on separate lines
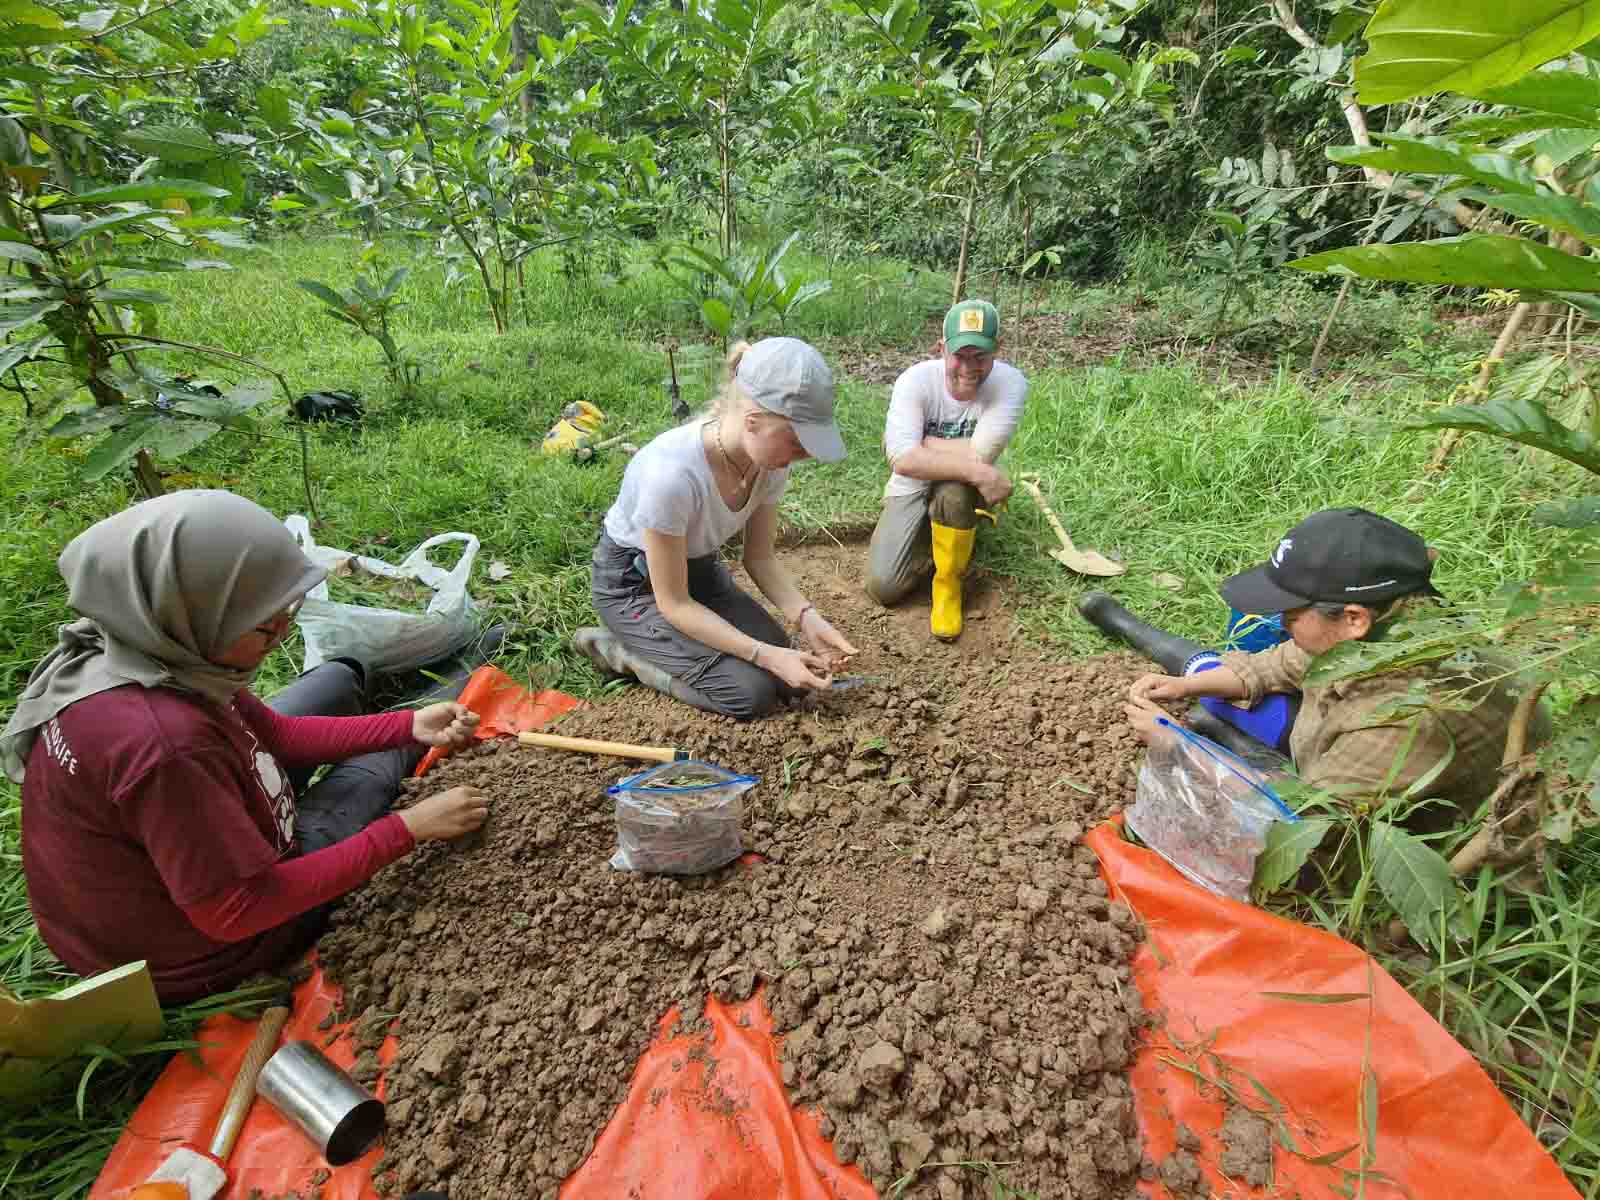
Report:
252,597,305,638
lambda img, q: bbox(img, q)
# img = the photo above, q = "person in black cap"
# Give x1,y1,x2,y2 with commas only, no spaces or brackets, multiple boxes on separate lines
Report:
1120,508,1524,816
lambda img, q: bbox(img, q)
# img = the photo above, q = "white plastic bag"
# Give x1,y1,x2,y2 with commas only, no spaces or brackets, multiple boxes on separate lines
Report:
1126,717,1298,902
284,514,482,674
608,760,756,875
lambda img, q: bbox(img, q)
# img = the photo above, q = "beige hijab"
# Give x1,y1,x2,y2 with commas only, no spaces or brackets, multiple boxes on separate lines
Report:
2,490,326,782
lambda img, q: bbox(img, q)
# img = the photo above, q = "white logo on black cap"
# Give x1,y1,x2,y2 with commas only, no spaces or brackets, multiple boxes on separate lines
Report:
1271,537,1293,567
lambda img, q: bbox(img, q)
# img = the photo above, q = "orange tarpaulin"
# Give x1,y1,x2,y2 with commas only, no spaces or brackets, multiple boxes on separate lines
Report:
91,962,392,1200
1086,823,1580,1199
414,666,582,776
90,668,1578,1199
561,994,875,1200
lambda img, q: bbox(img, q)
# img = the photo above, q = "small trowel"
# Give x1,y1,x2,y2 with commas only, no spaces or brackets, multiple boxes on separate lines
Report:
829,675,887,691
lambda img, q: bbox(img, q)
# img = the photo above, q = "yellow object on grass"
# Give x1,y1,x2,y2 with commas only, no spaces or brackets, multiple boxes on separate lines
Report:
541,400,605,455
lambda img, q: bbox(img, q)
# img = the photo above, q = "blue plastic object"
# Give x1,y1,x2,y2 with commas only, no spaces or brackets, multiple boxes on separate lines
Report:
1177,613,1297,752
1225,608,1288,654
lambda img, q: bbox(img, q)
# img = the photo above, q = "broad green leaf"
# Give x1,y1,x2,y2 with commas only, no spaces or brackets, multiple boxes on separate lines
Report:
0,240,44,266
1288,234,1600,291
0,1,66,28
174,380,272,424
570,128,612,159
297,279,351,310
1079,49,1131,79
0,331,49,375
1536,126,1600,168
122,124,219,165
256,86,293,132
1368,819,1464,953
1356,1,1600,104
0,115,27,166
1474,68,1600,126
1253,818,1333,895
379,268,409,300
63,180,229,206
1403,395,1600,474
94,288,170,306
81,417,158,481
83,414,222,482
1328,136,1539,195
1326,6,1370,44
58,209,166,243
0,24,80,46
319,116,357,137
1453,188,1600,247
1532,495,1600,525
48,404,131,439
0,298,62,335
700,297,732,335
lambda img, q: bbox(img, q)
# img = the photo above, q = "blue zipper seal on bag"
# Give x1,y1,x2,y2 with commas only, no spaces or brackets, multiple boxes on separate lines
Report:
608,759,761,796
1155,717,1298,822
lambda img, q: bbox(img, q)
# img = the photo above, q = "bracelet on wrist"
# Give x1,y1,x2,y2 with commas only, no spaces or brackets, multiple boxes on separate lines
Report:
748,642,762,667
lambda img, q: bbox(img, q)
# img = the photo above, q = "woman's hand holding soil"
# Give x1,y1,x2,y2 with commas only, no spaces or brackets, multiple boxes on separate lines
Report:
1130,672,1189,705
1124,694,1175,743
798,609,857,666
401,785,490,841
412,702,481,748
762,645,834,691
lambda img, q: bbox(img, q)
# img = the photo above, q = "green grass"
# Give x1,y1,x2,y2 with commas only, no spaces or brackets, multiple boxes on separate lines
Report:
2,231,1595,1196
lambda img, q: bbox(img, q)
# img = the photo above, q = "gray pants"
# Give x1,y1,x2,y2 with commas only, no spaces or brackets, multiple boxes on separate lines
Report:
591,533,796,720
865,480,983,606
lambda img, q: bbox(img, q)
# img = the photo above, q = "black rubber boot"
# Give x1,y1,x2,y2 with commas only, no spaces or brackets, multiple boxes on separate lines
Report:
1076,591,1206,675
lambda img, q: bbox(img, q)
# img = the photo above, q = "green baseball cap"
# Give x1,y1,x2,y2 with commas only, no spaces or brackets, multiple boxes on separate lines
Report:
944,299,1000,354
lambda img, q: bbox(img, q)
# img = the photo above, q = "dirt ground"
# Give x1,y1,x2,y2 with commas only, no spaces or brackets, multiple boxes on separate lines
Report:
317,544,1157,1199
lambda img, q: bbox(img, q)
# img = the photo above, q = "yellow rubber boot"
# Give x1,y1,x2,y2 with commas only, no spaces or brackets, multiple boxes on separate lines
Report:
929,522,976,642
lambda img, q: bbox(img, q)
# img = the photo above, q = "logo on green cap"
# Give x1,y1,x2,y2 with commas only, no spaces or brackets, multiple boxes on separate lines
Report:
944,300,999,353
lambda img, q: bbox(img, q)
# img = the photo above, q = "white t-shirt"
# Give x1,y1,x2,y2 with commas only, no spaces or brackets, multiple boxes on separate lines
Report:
881,359,1027,498
603,421,788,559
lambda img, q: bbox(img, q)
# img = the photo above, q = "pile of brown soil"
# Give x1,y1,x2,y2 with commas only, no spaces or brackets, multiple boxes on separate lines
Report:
318,592,1155,1199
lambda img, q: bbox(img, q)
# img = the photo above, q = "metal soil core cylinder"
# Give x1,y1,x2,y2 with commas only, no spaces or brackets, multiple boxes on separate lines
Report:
256,1040,386,1166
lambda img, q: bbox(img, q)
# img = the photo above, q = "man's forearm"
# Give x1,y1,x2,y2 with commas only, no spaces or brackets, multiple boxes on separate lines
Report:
891,438,986,483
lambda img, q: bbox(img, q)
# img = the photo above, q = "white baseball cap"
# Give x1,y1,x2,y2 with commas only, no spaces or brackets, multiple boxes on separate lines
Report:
735,337,845,463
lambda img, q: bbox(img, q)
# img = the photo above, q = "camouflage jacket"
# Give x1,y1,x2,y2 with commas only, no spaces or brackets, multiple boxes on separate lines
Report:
1220,613,1522,813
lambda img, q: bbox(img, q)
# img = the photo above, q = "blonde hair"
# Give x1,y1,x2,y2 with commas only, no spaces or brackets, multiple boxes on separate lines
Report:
702,340,755,419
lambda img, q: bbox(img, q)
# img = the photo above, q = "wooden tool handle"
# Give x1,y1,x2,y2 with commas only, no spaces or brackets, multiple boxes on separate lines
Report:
209,1003,290,1162
1019,477,1077,552
517,730,683,763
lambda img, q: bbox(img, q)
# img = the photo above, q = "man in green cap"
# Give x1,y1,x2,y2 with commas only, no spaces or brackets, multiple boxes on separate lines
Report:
866,299,1027,640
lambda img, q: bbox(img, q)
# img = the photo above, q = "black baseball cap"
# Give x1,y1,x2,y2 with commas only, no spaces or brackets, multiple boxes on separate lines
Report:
1221,508,1441,613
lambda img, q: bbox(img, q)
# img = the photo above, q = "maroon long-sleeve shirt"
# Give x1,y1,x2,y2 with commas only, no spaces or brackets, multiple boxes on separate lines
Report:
22,684,417,1002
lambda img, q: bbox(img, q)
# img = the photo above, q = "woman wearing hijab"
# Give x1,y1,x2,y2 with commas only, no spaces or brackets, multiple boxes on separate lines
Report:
574,337,858,718
2,491,490,1002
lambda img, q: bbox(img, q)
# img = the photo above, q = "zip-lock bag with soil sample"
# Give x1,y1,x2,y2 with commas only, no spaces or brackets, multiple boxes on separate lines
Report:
608,760,757,875
283,515,482,675
1127,717,1297,902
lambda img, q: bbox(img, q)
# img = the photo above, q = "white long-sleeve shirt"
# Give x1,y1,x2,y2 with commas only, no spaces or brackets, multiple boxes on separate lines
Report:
881,359,1027,499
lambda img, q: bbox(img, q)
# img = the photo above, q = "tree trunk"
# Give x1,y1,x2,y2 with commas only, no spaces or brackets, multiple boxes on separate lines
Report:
1406,302,1530,498
1309,277,1353,375
132,450,165,499
952,129,985,304
509,3,533,117
718,105,735,259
